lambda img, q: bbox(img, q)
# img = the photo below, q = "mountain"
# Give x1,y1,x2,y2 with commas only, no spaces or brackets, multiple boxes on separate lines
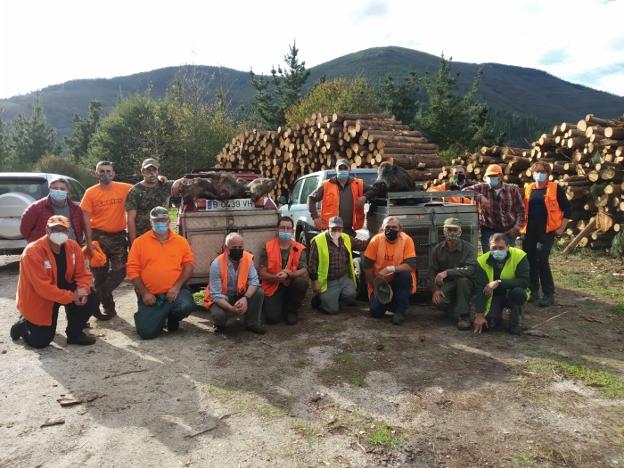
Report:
1,46,623,145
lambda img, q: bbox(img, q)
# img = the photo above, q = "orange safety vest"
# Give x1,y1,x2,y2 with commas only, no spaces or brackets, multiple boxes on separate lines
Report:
320,178,365,230
367,232,417,297
427,183,473,204
204,250,253,308
521,181,564,234
261,237,306,297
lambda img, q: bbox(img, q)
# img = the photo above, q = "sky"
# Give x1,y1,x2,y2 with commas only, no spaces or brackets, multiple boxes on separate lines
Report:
1,0,623,99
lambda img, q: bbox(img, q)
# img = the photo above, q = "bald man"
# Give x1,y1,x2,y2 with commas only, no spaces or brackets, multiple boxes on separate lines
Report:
203,233,266,334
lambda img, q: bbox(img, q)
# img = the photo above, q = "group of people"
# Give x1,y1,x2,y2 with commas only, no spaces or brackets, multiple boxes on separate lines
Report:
9,156,570,349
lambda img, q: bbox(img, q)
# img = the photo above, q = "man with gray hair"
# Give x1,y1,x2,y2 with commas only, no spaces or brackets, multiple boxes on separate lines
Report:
203,232,266,334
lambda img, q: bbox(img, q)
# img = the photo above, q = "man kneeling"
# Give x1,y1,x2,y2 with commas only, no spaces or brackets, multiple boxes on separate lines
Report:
127,207,195,339
204,233,266,334
363,216,417,325
11,215,97,348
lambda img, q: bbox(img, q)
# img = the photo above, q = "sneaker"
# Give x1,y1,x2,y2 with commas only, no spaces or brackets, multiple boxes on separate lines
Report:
10,320,26,341
93,308,114,321
167,316,180,332
392,312,405,326
246,324,267,335
285,310,298,325
67,332,96,346
509,322,522,335
538,295,554,307
457,316,472,331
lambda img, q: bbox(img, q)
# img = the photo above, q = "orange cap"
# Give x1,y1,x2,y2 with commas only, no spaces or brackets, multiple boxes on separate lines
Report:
47,215,70,229
485,164,503,176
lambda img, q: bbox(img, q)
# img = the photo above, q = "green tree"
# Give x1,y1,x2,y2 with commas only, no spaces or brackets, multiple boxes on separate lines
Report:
9,93,59,168
35,154,95,187
0,113,10,169
285,78,381,127
378,72,420,124
65,100,102,163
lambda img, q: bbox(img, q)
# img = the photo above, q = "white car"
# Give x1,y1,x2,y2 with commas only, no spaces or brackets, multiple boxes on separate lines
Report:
0,172,85,254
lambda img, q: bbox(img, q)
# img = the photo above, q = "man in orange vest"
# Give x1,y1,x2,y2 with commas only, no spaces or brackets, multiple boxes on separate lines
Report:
363,216,417,325
427,165,474,204
10,215,97,348
308,159,368,236
259,216,309,325
204,232,266,334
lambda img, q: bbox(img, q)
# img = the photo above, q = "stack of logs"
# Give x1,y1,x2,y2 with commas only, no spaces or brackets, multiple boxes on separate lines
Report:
217,113,444,197
437,114,624,252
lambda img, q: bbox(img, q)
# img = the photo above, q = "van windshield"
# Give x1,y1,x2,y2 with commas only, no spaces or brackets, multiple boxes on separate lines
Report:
0,178,47,199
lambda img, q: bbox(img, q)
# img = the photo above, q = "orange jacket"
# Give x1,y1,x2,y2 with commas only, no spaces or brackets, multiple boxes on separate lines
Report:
427,183,473,204
522,181,564,234
204,251,253,308
320,178,365,230
16,237,92,326
261,237,306,297
364,232,417,297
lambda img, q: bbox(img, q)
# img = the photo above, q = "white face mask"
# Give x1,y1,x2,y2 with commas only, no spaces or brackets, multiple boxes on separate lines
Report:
49,232,69,245
329,231,341,244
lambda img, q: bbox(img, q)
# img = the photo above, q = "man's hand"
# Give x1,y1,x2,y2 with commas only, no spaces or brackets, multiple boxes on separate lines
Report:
478,195,490,209
432,290,444,305
142,291,157,306
158,175,168,184
377,266,395,277
483,280,500,297
506,226,520,238
555,224,566,236
86,241,94,257
473,314,488,334
276,271,288,283
313,217,322,230
435,271,448,286
311,280,321,294
356,195,366,208
233,297,248,314
166,285,181,302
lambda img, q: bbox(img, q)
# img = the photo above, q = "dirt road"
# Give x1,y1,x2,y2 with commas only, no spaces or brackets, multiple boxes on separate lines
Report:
1,253,623,467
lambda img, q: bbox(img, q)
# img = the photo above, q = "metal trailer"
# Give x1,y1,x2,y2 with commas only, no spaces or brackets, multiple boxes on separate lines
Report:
366,190,478,292
178,199,279,287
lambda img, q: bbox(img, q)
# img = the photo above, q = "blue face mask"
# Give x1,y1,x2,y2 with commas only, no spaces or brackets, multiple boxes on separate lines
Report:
278,232,292,242
491,249,508,261
487,176,500,188
153,222,168,234
337,170,349,181
533,172,547,183
49,189,68,202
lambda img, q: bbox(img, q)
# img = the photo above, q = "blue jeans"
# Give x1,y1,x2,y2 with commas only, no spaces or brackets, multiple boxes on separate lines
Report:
134,287,195,339
480,227,516,252
370,271,412,318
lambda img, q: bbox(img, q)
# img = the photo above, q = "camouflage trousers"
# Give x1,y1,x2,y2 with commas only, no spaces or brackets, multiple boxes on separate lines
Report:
92,229,128,309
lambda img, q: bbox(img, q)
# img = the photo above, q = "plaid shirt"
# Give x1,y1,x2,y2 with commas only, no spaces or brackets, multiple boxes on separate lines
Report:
464,182,525,231
309,232,367,281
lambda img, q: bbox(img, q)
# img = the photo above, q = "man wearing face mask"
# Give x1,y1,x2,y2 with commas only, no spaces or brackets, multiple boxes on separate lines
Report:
127,207,195,339
430,218,476,330
20,177,85,244
427,166,474,204
463,164,525,252
10,215,97,348
363,216,417,325
473,233,530,335
259,216,309,325
204,232,266,334
126,158,176,244
308,216,368,315
308,159,369,236
80,161,133,320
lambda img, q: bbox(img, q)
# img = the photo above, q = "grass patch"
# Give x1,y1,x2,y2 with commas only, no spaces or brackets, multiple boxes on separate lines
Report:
292,420,320,446
319,351,373,388
527,358,624,398
511,452,535,466
367,424,402,449
612,304,624,316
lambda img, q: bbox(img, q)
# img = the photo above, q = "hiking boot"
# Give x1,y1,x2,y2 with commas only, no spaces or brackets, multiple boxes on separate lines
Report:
392,312,405,326
311,294,321,310
67,332,96,346
538,295,554,307
285,310,298,325
167,316,180,332
509,307,522,335
246,324,267,335
528,293,540,304
10,319,26,341
457,316,472,331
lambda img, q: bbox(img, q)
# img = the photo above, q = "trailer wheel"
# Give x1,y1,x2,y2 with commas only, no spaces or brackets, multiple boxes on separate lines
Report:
353,257,368,302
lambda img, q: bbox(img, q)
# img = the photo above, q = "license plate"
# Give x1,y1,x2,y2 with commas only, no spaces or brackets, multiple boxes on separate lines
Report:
204,199,256,211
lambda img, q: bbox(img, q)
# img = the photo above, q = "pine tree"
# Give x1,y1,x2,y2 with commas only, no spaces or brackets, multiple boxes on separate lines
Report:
65,100,102,162
379,72,420,124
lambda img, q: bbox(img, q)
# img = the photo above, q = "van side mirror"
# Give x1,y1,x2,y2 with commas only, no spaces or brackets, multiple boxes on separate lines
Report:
277,195,288,206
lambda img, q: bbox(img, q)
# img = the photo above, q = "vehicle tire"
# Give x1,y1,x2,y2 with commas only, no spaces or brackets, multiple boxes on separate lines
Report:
0,192,35,239
297,227,308,250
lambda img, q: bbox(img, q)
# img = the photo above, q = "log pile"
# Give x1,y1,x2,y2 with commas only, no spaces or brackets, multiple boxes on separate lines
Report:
437,114,624,252
217,113,444,197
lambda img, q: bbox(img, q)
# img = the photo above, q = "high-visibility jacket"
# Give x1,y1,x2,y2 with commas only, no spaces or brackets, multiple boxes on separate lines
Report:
427,183,473,204
365,232,417,297
311,232,355,293
261,237,306,297
476,247,530,316
521,181,564,234
320,178,365,230
16,237,92,326
204,250,253,308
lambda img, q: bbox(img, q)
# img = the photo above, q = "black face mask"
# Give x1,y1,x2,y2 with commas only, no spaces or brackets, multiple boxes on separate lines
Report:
384,227,399,241
229,248,243,261
455,174,466,184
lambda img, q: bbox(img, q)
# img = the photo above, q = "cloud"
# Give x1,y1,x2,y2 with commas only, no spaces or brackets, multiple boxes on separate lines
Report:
573,62,624,86
538,48,570,66
352,0,389,22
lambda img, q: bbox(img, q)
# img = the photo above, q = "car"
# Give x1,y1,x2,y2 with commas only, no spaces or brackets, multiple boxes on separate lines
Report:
0,172,86,254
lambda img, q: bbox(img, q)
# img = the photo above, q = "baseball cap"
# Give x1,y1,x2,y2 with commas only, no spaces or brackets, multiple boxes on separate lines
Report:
142,158,160,170
328,216,344,228
373,277,393,305
47,215,70,229
335,159,350,170
484,164,502,176
149,206,169,220
443,218,462,229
